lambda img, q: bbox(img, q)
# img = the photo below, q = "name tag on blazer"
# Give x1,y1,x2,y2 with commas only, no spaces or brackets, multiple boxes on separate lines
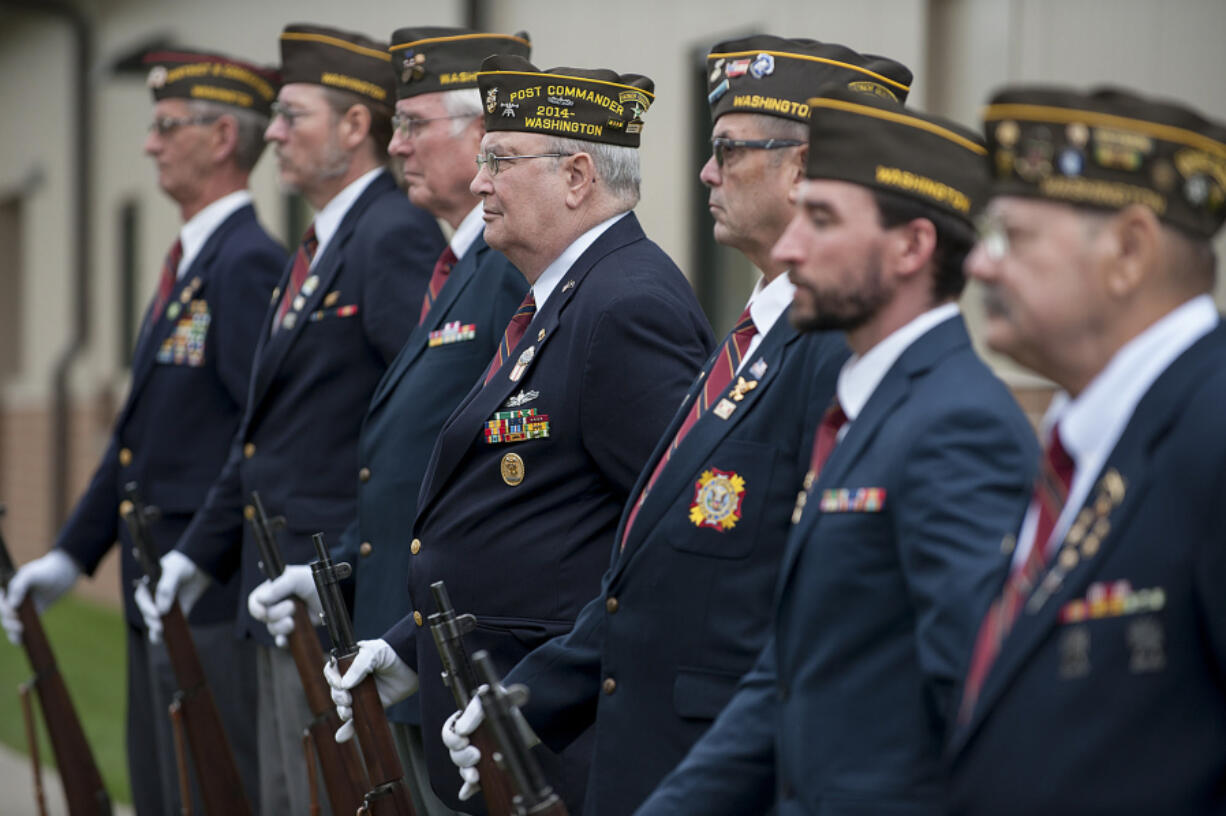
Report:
428,320,477,347
818,487,886,513
156,300,210,367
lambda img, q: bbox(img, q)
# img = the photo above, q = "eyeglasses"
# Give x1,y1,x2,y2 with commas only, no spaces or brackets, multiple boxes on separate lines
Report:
147,114,219,136
974,213,1010,261
391,113,478,139
270,102,317,129
475,151,573,177
710,137,804,167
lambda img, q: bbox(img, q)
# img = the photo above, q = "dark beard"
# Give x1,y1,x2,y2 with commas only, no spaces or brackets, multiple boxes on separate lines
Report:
789,247,891,334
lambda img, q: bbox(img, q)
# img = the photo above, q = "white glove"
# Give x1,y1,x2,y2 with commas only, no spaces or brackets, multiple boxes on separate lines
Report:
0,550,81,645
440,685,541,802
323,638,419,742
139,551,210,643
134,579,163,643
247,565,322,648
442,696,486,801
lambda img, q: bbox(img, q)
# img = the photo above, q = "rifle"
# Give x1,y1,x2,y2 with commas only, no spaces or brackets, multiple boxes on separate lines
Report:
247,492,368,816
310,532,417,816
428,581,517,815
472,651,568,816
0,506,112,816
120,482,253,816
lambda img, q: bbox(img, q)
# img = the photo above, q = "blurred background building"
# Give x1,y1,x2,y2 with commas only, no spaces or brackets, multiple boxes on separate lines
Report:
1,0,1224,606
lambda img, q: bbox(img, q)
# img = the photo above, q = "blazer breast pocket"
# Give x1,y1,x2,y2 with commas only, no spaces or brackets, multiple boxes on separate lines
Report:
670,439,779,560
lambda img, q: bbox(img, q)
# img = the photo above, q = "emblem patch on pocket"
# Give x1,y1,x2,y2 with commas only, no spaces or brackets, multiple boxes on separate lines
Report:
688,468,745,531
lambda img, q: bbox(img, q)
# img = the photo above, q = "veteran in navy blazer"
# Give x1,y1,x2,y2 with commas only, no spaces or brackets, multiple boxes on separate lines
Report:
636,89,1037,816
151,25,445,816
329,58,714,814
433,36,924,816
249,26,530,816
949,86,1226,815
0,49,284,815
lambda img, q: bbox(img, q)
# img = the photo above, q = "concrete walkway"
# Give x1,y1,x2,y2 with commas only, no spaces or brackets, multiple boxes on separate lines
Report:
0,742,133,816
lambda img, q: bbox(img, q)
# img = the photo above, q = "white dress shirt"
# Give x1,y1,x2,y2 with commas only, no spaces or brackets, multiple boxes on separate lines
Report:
450,203,486,262
309,167,384,269
176,190,252,279
531,211,629,312
737,272,796,372
1011,294,1219,569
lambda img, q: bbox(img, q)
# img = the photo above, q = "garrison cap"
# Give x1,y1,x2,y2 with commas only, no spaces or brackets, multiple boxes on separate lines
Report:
706,34,912,123
279,23,394,107
805,86,988,227
144,49,279,117
476,54,654,148
983,86,1226,240
389,27,531,99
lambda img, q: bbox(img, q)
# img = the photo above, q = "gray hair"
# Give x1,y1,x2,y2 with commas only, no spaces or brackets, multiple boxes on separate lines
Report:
187,99,269,173
441,88,484,136
544,136,641,208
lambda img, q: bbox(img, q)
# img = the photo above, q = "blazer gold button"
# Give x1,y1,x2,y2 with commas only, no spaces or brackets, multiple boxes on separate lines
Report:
410,538,421,555
360,542,373,557
359,467,372,482
413,611,424,626
243,442,256,459
602,677,617,695
605,596,619,613
118,448,133,466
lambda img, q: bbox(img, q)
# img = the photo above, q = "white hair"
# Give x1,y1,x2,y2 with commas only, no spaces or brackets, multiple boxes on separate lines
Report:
187,99,269,172
441,88,484,136
544,136,641,208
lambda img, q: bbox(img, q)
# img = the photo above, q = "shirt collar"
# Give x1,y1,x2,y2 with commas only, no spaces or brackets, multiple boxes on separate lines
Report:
310,167,385,269
450,203,486,261
837,302,961,421
177,190,252,279
532,211,628,311
746,272,796,336
1043,294,1220,467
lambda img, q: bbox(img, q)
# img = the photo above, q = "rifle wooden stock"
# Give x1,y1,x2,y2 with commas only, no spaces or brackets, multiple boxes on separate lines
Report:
469,725,518,815
14,597,112,816
159,601,254,816
337,652,417,816
285,601,369,815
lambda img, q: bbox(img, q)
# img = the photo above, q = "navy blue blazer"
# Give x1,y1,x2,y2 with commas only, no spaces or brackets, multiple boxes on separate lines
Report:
635,315,1038,816
56,203,284,628
179,171,445,644
333,233,527,725
384,211,715,813
948,321,1226,815
503,315,848,815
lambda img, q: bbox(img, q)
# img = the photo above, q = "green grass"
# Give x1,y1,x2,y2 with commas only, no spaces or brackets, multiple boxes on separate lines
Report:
0,594,131,803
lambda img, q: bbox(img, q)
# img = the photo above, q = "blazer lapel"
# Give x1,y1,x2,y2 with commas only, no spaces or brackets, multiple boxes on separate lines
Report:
250,173,393,408
951,324,1225,755
614,320,802,573
776,315,968,589
416,212,644,518
369,237,488,413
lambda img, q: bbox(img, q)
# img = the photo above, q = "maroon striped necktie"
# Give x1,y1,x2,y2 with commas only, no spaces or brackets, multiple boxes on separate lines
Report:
149,238,183,324
808,401,848,480
959,424,1074,722
621,305,756,548
273,223,318,332
420,245,458,325
483,291,537,385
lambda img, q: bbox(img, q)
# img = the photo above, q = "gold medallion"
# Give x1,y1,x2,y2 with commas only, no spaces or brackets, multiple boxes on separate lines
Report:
501,452,525,486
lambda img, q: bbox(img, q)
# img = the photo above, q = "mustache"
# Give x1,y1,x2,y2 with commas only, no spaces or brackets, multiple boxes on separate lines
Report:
979,285,1009,317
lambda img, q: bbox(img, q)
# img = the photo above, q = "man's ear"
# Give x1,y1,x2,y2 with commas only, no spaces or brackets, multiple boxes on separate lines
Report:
211,114,240,165
337,103,371,151
1100,204,1160,299
891,217,938,280
562,152,597,209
